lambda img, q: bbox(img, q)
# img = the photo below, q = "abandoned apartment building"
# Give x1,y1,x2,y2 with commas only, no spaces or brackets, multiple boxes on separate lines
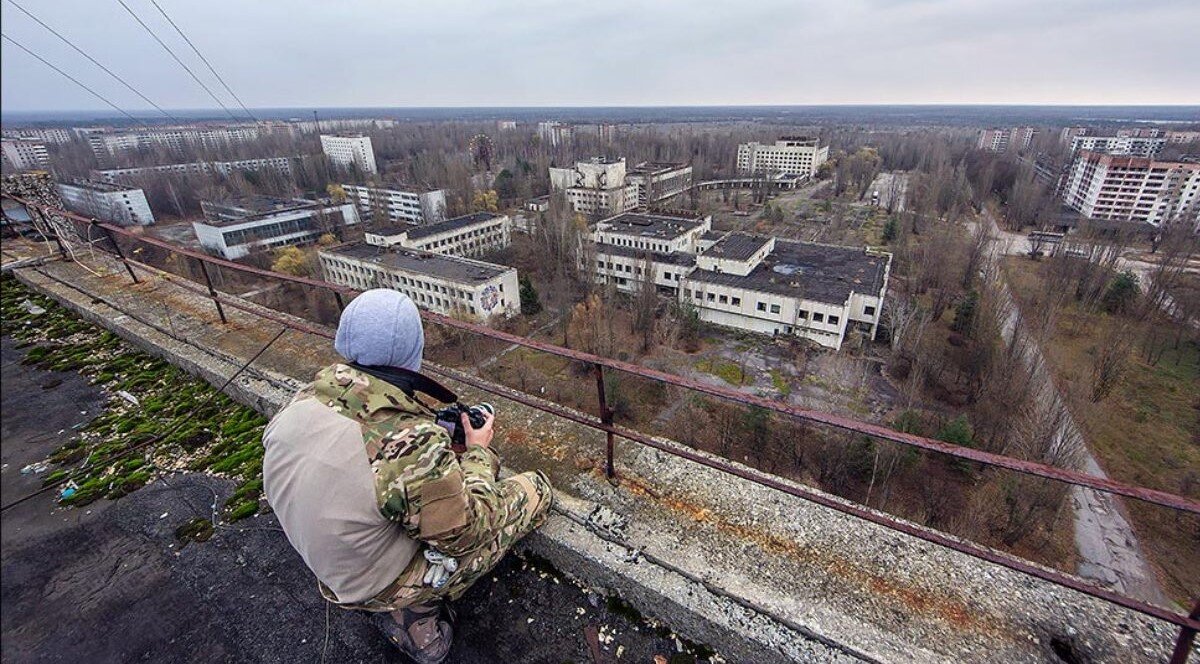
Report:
591,211,891,350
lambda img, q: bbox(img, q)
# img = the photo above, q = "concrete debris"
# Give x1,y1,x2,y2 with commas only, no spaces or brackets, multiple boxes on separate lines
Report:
116,390,140,407
20,461,50,474
19,299,46,316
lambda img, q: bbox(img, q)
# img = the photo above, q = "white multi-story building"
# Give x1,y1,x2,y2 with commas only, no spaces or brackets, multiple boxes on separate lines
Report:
625,162,694,206
736,137,829,177
319,242,519,323
56,180,154,226
2,127,72,144
976,127,1038,152
193,195,361,259
497,120,518,131
92,157,295,184
549,157,633,215
587,211,890,350
86,124,261,160
1,139,50,170
341,183,446,224
362,212,511,258
321,134,377,174
537,121,573,147
1062,151,1200,229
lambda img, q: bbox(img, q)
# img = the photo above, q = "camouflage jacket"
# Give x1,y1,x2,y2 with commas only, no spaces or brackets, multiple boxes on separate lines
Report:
265,362,511,604
301,363,502,557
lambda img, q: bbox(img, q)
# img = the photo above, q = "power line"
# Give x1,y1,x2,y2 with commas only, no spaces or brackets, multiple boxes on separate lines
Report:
145,0,256,122
113,0,239,121
1,33,152,129
5,0,181,123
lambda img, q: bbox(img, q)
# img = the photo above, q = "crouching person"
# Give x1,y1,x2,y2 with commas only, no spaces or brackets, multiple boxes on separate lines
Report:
263,289,553,663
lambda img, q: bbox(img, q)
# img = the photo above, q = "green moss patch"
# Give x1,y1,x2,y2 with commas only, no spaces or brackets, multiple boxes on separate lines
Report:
2,275,266,522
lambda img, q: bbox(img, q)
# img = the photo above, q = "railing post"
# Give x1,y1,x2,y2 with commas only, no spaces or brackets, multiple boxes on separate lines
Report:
197,258,227,324
97,223,139,284
593,363,616,482
334,291,346,312
1168,600,1200,664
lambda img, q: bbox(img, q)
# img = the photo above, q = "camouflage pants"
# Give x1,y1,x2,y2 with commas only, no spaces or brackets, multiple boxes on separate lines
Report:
350,470,553,612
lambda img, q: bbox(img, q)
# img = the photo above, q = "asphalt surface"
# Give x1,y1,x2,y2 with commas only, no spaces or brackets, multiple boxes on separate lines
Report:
1,335,697,664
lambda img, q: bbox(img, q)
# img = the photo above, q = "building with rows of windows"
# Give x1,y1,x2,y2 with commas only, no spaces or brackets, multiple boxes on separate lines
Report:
56,179,154,226
319,242,519,322
92,157,294,184
341,182,447,225
361,212,511,258
589,211,890,350
1061,151,1199,229
736,137,829,178
320,134,377,175
192,195,360,259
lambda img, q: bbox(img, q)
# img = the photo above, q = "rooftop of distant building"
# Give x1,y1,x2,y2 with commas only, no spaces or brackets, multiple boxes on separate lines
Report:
322,240,511,284
688,239,889,303
594,242,698,267
405,212,505,240
593,212,705,241
60,179,141,193
628,161,690,175
198,195,322,225
702,232,771,262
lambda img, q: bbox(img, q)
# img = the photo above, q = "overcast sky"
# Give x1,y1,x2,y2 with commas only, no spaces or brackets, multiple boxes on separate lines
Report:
2,0,1198,112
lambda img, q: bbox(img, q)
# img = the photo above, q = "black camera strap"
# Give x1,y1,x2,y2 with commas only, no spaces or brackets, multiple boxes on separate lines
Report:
350,363,459,405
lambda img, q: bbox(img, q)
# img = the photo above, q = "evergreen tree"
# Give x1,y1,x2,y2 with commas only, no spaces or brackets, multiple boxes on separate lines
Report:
519,274,542,315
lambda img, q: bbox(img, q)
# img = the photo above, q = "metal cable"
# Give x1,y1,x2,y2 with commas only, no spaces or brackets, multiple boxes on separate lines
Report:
113,0,239,121
5,0,181,123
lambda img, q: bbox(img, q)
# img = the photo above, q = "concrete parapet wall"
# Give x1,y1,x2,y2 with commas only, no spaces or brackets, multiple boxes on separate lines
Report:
13,260,1183,663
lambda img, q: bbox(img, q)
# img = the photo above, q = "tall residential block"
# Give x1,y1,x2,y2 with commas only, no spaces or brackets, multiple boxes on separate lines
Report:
320,134,378,175
736,137,829,177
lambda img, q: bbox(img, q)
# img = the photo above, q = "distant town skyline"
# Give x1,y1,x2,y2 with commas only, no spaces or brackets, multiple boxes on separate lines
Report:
2,0,1199,113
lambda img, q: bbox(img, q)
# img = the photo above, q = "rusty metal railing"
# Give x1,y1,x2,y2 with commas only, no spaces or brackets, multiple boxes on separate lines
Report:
5,194,1198,660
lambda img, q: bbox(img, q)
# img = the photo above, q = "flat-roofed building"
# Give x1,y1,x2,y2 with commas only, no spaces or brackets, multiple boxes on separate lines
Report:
56,179,154,226
586,210,890,349
736,137,828,177
86,124,261,161
2,127,72,144
1,139,50,170
320,134,377,174
626,162,693,205
362,212,511,258
319,241,519,323
193,195,360,259
92,157,295,184
341,182,447,224
549,157,632,215
683,235,891,350
537,121,573,147
1062,151,1200,229
976,127,1038,152
590,212,711,296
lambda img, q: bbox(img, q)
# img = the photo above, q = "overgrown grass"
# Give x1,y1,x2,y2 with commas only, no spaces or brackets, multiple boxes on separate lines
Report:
697,357,747,386
1,275,266,521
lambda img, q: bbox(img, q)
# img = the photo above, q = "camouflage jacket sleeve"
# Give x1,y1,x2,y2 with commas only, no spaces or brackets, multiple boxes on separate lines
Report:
372,421,504,558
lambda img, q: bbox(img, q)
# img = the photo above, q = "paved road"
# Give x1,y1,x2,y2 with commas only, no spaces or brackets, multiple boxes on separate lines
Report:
979,216,1170,607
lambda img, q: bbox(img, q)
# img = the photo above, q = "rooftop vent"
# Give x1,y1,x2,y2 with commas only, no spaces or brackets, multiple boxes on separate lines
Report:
772,264,802,276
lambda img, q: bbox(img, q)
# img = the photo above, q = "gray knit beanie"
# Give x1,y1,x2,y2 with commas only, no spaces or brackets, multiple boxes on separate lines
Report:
334,289,424,371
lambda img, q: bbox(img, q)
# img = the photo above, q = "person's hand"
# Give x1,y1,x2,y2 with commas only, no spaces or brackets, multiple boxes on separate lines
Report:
462,410,494,449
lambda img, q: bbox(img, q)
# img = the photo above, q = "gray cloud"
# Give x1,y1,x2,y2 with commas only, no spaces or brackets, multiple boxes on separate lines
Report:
2,0,1197,112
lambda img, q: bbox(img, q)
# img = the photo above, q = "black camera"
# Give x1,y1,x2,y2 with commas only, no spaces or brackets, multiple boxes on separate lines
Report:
434,402,494,452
